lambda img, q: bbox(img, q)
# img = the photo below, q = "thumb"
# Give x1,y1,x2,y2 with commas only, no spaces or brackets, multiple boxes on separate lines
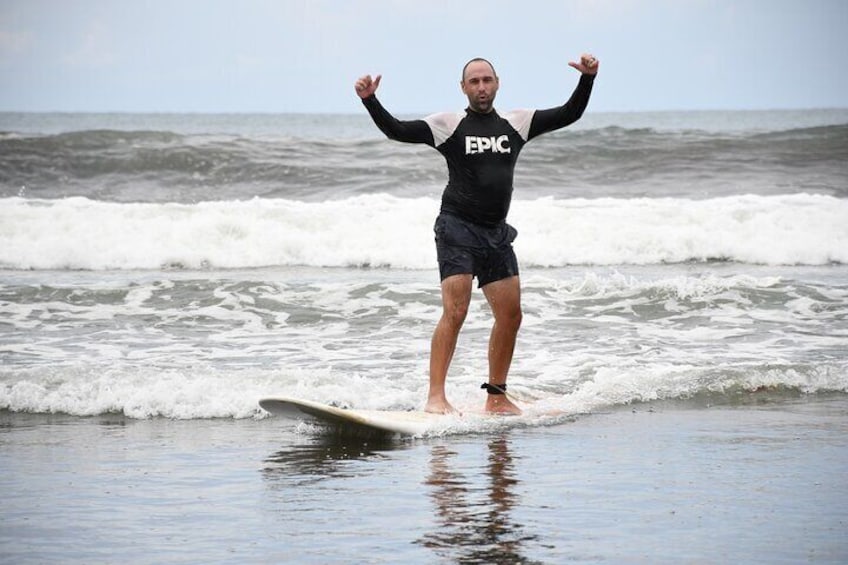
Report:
373,74,382,89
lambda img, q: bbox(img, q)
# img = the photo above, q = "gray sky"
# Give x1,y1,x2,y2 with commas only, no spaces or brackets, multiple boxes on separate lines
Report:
1,0,846,113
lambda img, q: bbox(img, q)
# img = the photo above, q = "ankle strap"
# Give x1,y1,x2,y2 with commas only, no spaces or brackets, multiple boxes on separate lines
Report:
481,383,507,395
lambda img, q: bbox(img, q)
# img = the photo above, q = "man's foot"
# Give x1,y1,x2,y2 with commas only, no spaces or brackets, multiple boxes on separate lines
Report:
485,394,522,415
425,397,458,415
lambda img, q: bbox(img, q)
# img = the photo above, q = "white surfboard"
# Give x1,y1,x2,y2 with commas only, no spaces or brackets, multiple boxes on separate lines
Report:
259,396,447,436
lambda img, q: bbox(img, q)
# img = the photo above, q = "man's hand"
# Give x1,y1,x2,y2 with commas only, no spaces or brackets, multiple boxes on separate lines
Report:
568,53,599,75
354,74,382,98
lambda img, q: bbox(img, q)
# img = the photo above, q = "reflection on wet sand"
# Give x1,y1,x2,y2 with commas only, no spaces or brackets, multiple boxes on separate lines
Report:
261,434,401,487
417,434,540,564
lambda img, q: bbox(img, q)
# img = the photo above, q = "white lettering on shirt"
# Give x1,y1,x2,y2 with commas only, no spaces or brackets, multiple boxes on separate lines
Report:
465,135,511,154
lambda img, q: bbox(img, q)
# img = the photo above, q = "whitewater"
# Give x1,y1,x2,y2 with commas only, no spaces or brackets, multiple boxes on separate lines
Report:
1,192,846,270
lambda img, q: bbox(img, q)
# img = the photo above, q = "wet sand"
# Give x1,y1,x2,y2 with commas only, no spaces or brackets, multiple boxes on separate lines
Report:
2,395,847,564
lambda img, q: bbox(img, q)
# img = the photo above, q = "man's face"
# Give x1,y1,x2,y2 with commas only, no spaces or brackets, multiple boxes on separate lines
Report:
461,61,499,114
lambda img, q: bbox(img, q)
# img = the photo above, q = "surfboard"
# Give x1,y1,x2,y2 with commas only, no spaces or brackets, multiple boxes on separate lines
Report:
259,396,447,436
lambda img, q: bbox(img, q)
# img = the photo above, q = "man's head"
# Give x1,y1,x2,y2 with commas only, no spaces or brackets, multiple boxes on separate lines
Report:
461,58,499,114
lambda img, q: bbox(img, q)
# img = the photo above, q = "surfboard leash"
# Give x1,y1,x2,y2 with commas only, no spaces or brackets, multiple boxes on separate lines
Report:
480,382,533,406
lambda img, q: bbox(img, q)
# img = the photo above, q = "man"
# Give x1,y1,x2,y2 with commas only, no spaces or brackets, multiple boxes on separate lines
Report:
355,53,598,414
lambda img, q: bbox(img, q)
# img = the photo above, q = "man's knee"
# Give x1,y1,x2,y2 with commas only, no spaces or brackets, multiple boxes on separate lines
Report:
484,276,522,328
441,275,472,328
443,295,470,327
499,303,522,330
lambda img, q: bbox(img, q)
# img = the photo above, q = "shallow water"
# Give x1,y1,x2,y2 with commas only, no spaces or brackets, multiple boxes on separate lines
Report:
2,396,847,564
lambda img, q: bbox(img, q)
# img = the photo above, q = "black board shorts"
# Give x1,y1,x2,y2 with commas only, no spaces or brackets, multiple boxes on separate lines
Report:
433,213,519,288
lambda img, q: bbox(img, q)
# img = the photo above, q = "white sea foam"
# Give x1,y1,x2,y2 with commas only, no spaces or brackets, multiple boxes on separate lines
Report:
2,360,845,423
1,193,846,270
2,268,846,421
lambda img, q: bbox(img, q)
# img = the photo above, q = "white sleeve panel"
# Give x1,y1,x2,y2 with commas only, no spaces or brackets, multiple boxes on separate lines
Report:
502,109,535,142
423,111,466,147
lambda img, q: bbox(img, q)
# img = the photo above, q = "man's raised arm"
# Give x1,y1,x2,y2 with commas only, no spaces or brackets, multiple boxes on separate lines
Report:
355,73,433,145
528,53,599,139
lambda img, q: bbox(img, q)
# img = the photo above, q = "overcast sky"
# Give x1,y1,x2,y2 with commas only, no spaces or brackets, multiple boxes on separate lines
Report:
1,0,846,114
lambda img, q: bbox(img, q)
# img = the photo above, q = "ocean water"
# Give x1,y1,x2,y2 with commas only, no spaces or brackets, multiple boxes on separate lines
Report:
1,109,846,419
1,109,848,562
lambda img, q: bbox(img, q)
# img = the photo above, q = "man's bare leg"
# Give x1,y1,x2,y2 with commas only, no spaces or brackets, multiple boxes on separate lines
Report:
482,276,523,414
425,274,473,414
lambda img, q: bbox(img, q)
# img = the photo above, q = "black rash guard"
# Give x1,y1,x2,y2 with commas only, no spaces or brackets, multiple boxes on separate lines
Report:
362,73,595,227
